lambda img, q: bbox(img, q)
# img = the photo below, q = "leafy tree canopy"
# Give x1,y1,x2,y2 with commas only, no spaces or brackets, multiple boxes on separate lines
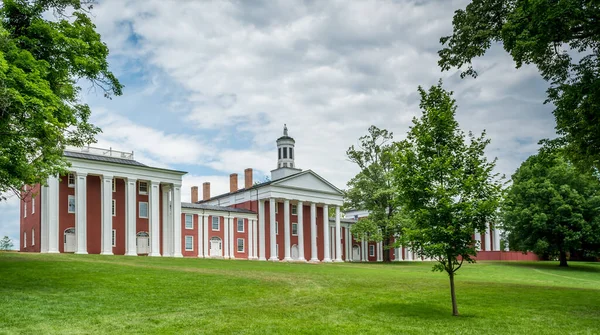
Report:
0,235,14,250
0,0,122,199
394,81,503,316
502,151,600,267
439,0,600,170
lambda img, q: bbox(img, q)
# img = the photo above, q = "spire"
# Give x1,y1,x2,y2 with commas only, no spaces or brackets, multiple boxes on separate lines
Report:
283,124,288,136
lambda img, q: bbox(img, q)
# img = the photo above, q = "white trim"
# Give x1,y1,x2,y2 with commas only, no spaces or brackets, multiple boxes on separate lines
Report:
185,214,194,229
237,218,244,233
275,202,279,214
211,216,220,231
237,238,245,253
24,202,27,218
275,221,279,235
31,196,35,214
139,201,149,219
369,244,375,257
291,204,297,215
112,229,116,247
112,178,116,192
68,195,75,214
185,235,194,251
23,231,27,248
112,199,116,217
138,181,148,195
31,228,35,246
68,173,75,188
291,222,298,236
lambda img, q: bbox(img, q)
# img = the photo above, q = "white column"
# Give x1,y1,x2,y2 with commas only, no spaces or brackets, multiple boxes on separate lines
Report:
74,172,88,254
223,216,230,259
283,199,292,261
484,223,491,251
247,218,254,259
361,236,366,262
394,247,400,262
148,180,160,257
197,214,204,258
172,184,183,257
40,179,49,253
229,216,235,259
44,175,60,253
125,177,137,256
376,242,382,262
503,230,510,251
474,232,482,251
258,200,266,261
493,228,501,251
203,214,209,257
100,174,114,255
334,206,342,262
161,185,171,257
253,218,258,259
345,227,351,261
398,245,404,261
310,202,318,262
269,198,278,261
322,204,331,262
297,201,305,261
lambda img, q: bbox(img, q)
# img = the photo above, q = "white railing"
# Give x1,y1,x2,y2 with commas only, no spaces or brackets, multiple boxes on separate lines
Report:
65,145,134,160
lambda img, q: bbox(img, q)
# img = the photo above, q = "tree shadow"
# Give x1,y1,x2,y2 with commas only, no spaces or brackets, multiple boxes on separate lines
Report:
371,302,476,320
494,261,600,273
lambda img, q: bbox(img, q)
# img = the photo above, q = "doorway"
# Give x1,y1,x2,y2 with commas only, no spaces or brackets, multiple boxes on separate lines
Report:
136,231,150,254
210,237,222,257
64,228,75,252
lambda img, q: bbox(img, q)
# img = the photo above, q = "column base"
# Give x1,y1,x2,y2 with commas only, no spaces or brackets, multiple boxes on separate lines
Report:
124,252,138,256
334,258,343,262
173,253,183,258
47,250,60,254
283,257,293,262
258,257,267,261
148,252,161,257
297,258,307,262
323,258,332,263
197,255,205,258
309,258,320,263
100,252,114,256
268,257,279,262
75,251,88,255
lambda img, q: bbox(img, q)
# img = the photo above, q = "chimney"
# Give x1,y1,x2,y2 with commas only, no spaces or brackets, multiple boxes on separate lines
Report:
244,168,253,189
230,173,238,193
191,186,198,203
202,182,210,201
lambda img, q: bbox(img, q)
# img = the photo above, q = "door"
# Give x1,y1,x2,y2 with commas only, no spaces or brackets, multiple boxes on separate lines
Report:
136,232,150,254
291,245,299,260
210,237,222,257
352,245,360,261
64,228,76,252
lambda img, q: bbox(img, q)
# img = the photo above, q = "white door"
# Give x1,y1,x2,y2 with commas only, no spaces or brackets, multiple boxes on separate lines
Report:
210,237,222,257
64,228,76,252
136,232,150,254
291,245,299,260
352,245,360,261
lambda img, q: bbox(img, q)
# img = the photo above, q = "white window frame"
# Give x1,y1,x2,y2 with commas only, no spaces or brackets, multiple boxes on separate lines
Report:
31,196,35,214
212,216,220,231
292,223,298,236
291,204,297,215
139,202,149,219
112,178,116,192
275,221,279,235
237,218,244,233
68,173,75,188
31,228,35,246
68,195,75,214
369,245,375,257
138,181,148,195
112,199,116,216
276,243,279,257
185,235,194,251
24,232,27,248
185,214,194,229
275,202,278,214
237,238,245,253
112,229,116,247
24,202,27,218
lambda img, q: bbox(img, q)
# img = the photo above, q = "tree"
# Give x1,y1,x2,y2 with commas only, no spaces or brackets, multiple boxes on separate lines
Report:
345,126,400,262
502,151,600,267
438,0,600,171
0,235,14,250
394,81,503,316
0,0,123,200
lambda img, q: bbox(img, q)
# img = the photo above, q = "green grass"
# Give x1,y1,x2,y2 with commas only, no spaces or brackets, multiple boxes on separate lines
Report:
1,253,599,334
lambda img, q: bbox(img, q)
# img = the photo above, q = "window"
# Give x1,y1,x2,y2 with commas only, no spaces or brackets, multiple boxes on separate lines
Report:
212,216,220,231
32,197,35,214
31,229,35,246
369,245,375,257
112,178,116,192
275,221,279,235
290,148,293,159
139,202,148,218
292,223,298,236
278,148,282,159
185,214,193,229
354,215,359,220
276,244,279,257
138,181,148,194
68,195,75,213
283,147,288,159
237,238,245,252
24,232,27,248
185,236,194,251
24,202,27,218
112,229,116,247
291,204,297,215
68,173,75,187
275,202,278,214
237,218,244,232
112,200,116,216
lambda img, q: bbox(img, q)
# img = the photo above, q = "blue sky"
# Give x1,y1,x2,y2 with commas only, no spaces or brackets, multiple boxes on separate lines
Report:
0,0,556,248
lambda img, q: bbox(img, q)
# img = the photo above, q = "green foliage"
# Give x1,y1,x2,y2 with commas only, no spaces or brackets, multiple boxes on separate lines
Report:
345,125,401,262
0,0,122,198
439,0,600,170
502,151,600,267
0,235,13,250
393,81,503,315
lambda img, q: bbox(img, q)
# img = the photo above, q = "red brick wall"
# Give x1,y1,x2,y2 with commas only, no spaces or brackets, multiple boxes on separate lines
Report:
182,213,198,257
20,184,41,252
58,174,75,253
136,181,149,244
113,178,126,255
474,251,539,261
86,176,102,254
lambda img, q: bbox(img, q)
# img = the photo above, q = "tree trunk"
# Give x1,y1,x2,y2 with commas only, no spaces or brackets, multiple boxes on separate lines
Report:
383,237,391,263
559,250,568,267
448,271,459,316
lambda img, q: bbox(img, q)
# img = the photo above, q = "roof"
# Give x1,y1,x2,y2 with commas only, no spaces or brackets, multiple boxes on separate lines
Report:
181,202,256,214
328,217,358,224
277,135,295,142
64,151,187,174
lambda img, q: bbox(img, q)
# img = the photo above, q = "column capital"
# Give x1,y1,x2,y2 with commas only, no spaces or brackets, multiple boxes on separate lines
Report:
74,171,88,178
101,174,114,180
150,180,160,186
125,176,137,183
162,184,171,192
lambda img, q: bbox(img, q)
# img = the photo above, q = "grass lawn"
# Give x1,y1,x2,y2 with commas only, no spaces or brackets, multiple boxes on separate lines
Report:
0,253,599,334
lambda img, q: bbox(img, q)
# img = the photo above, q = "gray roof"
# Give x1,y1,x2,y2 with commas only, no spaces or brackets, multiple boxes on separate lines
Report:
329,217,358,224
181,202,256,214
64,151,148,167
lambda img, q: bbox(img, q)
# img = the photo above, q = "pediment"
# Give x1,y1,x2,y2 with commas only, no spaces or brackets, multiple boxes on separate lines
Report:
272,171,343,195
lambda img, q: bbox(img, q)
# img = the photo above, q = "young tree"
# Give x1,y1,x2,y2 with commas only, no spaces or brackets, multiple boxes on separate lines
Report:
439,0,600,171
502,152,600,267
345,126,400,262
394,81,503,316
0,235,14,250
0,0,123,200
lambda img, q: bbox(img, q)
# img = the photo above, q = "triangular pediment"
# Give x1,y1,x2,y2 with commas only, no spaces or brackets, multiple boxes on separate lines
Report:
272,170,343,195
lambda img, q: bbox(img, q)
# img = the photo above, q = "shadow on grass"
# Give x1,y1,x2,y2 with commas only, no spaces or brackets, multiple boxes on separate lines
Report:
371,302,476,319
494,261,600,273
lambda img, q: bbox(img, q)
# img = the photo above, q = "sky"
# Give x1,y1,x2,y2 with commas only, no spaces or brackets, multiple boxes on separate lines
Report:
0,0,557,248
